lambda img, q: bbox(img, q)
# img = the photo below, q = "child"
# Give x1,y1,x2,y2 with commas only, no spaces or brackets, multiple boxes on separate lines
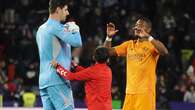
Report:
51,47,112,110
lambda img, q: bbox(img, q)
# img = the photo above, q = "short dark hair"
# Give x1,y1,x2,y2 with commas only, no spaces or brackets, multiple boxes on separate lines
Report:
138,17,152,29
49,0,69,14
94,47,109,63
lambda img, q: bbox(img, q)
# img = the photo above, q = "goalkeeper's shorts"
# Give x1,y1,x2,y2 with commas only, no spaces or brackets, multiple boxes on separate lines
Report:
40,84,74,110
122,92,155,110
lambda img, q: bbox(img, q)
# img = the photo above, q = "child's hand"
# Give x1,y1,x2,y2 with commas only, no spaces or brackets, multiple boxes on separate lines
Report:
51,60,58,68
71,61,78,67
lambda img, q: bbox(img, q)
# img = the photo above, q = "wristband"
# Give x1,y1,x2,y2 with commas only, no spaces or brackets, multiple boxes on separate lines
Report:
148,36,154,42
106,36,112,41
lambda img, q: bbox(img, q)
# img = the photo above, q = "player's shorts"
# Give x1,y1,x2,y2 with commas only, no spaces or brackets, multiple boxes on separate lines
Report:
122,92,155,110
40,84,74,110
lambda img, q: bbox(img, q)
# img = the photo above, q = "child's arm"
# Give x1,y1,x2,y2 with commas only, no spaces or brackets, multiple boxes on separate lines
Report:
57,64,95,81
51,60,95,81
74,66,85,72
71,61,85,72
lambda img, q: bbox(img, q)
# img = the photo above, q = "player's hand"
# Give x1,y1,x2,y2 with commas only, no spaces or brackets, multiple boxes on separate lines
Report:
64,22,80,32
133,25,150,38
139,28,150,38
51,60,58,68
107,22,118,38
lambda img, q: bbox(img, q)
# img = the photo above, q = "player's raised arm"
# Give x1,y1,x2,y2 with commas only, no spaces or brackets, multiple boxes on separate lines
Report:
103,23,118,56
150,38,168,56
134,18,168,56
53,22,82,47
139,28,168,56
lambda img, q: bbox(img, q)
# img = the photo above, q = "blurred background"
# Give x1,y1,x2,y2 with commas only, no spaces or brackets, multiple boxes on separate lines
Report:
0,0,195,110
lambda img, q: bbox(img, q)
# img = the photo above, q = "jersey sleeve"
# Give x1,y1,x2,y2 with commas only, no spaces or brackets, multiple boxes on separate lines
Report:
149,42,159,56
114,41,130,56
148,42,160,61
53,24,82,47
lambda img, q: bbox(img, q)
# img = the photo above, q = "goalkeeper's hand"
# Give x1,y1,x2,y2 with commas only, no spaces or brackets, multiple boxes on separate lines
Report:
64,22,80,33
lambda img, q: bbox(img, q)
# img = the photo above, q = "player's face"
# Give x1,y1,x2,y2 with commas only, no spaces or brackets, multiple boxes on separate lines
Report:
59,5,69,22
133,20,150,37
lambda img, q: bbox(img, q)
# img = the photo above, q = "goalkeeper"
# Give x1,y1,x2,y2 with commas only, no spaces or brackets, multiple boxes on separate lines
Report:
51,47,112,110
36,0,82,110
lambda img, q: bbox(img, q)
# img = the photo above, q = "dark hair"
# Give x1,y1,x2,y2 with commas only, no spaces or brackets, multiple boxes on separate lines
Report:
49,0,69,14
138,17,152,29
94,47,109,63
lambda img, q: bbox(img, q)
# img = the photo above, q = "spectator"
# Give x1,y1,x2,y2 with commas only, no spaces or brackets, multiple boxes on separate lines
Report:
22,88,36,107
184,84,195,103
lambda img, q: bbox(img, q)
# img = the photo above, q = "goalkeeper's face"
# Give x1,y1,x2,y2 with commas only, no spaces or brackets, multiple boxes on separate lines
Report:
58,5,69,22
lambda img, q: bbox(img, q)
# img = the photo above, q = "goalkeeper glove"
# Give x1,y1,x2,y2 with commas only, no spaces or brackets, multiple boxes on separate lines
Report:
64,22,80,33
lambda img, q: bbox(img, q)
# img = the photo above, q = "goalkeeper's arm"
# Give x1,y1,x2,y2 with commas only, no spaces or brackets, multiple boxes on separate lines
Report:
53,22,82,47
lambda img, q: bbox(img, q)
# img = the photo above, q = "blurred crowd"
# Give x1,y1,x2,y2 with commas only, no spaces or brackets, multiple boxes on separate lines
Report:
0,0,195,109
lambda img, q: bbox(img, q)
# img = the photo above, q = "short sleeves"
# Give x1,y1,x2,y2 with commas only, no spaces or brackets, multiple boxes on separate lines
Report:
114,41,130,56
